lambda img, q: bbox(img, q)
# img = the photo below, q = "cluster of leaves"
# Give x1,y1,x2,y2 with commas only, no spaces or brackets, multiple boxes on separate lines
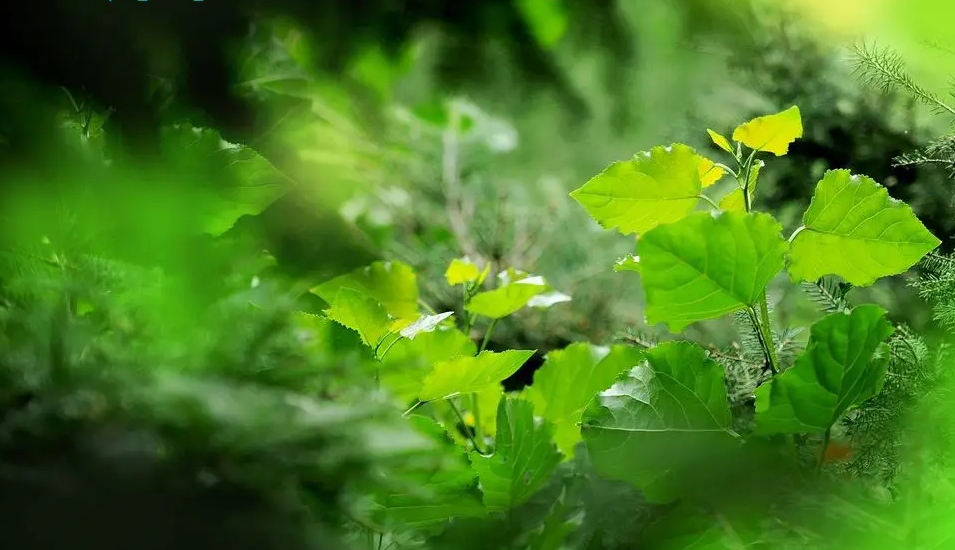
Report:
281,105,953,550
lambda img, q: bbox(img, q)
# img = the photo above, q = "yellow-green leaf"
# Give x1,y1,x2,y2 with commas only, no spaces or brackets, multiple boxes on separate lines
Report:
323,288,391,347
467,276,551,319
698,155,725,188
312,260,419,320
732,106,803,156
719,189,746,213
380,328,476,403
707,129,734,154
446,257,490,286
420,350,536,401
569,144,702,236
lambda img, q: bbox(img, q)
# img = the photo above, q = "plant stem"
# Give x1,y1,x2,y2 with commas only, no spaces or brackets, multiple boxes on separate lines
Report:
738,151,778,374
448,398,485,454
468,319,498,450
462,284,472,335
479,319,498,353
757,294,780,374
816,428,831,471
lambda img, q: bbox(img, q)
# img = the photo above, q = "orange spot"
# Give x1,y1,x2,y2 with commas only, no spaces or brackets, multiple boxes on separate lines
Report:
823,441,852,463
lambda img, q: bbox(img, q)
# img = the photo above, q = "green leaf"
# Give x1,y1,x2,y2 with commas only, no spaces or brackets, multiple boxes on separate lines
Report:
581,341,737,503
731,106,803,156
516,0,569,48
467,276,549,319
754,305,894,435
707,129,734,154
373,415,485,530
788,170,941,286
381,328,476,403
569,144,702,236
420,350,536,401
311,260,420,321
161,124,290,236
323,288,391,347
470,398,561,510
640,211,788,332
524,343,645,457
614,254,641,273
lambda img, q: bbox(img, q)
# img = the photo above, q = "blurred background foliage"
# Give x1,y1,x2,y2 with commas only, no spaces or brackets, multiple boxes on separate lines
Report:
3,0,955,548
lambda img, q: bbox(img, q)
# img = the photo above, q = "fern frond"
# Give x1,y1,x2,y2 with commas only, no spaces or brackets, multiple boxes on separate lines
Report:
893,133,955,177
852,42,955,117
614,328,658,349
800,277,852,313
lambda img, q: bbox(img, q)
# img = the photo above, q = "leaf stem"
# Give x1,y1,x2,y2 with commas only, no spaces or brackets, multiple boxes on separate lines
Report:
377,333,403,360
698,194,721,211
448,398,485,454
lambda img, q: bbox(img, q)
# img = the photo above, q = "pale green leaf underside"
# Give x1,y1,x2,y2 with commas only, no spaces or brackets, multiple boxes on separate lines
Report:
524,343,644,457
754,305,894,435
581,341,736,503
788,170,940,286
420,350,536,401
569,143,702,237
470,398,561,510
640,211,788,332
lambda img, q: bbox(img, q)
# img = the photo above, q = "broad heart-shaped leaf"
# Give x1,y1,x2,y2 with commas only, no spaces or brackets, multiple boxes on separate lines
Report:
467,276,549,319
580,341,737,503
523,343,645,457
569,143,702,237
732,105,803,156
754,305,894,435
161,124,290,236
380,327,476,403
420,350,536,401
311,260,419,321
470,398,561,510
788,170,941,286
323,288,391,347
640,211,788,332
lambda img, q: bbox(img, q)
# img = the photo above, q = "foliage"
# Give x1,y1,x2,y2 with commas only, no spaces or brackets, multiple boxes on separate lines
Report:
4,16,955,549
